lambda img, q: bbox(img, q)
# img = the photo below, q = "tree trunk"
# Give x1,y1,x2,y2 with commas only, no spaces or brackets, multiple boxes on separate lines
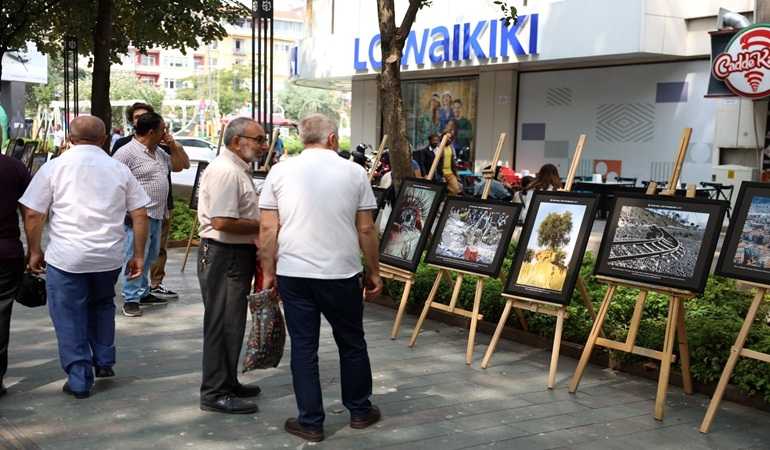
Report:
376,0,423,190
91,0,114,153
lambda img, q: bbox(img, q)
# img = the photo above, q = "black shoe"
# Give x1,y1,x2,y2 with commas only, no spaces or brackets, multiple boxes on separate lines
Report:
0,384,6,397
139,293,167,306
200,394,258,414
233,383,261,398
350,405,381,429
95,368,114,378
122,302,142,317
63,382,89,399
150,284,179,299
285,418,324,442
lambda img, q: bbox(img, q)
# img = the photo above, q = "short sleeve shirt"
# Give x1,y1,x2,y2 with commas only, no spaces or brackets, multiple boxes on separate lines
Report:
259,148,377,279
19,145,150,273
197,148,260,244
113,138,171,219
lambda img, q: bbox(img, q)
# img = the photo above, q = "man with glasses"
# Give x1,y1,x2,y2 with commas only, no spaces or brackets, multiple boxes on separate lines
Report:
196,117,266,414
114,112,189,317
113,103,187,304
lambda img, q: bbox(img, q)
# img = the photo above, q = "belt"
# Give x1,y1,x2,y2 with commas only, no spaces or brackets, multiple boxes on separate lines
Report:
201,238,256,249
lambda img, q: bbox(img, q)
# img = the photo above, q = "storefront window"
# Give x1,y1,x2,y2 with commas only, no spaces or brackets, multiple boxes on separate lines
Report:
402,76,478,163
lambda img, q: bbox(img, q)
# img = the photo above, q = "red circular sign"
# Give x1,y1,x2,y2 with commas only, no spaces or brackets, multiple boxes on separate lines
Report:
713,24,770,98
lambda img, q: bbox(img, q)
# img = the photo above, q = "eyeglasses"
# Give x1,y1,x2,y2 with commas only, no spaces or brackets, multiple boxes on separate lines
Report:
238,135,266,144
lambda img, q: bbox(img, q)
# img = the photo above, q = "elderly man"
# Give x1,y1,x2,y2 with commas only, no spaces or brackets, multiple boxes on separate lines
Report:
20,116,150,398
260,114,383,442
113,112,189,317
197,117,266,414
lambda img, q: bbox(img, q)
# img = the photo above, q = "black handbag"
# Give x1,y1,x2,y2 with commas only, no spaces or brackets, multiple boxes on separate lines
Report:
15,273,47,308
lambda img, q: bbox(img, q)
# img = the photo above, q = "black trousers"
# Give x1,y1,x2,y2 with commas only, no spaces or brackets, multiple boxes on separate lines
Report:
0,258,24,384
197,239,256,403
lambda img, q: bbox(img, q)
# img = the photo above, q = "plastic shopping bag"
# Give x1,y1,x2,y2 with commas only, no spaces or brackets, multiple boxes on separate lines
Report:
242,289,286,372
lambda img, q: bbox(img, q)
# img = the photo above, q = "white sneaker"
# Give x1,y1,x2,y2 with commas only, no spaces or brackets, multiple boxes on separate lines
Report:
149,284,179,299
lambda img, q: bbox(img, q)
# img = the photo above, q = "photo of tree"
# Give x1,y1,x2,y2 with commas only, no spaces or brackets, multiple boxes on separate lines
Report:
516,202,586,292
379,178,446,272
596,194,726,294
716,182,770,285
424,197,521,277
505,191,598,305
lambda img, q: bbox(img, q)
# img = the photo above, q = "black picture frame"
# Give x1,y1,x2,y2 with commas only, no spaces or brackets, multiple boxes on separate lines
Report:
505,191,599,305
189,161,209,211
424,196,521,277
594,193,727,294
379,177,446,272
20,141,38,168
371,186,387,221
28,152,48,177
4,140,15,157
715,182,770,285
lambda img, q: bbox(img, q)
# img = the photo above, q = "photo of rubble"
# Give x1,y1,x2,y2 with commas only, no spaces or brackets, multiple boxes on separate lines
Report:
716,183,770,285
425,197,520,277
596,194,726,293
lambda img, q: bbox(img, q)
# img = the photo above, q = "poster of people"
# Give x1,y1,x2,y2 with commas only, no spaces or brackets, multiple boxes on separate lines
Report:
403,77,477,163
595,194,726,293
424,197,521,277
379,178,446,272
715,182,770,285
505,191,599,305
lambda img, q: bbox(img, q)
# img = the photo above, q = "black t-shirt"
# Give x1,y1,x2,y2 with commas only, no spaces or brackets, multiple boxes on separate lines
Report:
112,135,175,210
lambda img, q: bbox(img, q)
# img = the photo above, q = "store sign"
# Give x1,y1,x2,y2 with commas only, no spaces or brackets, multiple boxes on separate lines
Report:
354,14,539,70
712,23,770,98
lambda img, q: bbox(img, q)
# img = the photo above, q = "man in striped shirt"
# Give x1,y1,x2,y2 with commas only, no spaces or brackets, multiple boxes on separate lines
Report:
113,112,189,317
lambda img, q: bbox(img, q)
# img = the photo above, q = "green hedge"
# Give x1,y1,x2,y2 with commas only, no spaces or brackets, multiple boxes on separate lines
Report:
383,244,770,402
169,197,198,241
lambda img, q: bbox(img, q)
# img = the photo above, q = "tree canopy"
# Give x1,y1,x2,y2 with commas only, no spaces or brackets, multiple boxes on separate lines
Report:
536,211,574,250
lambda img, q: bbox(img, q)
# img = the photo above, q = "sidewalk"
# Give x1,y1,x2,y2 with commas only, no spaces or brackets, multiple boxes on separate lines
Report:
1,246,768,449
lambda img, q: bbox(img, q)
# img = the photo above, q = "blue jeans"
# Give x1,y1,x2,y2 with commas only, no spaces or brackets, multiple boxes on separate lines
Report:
278,275,373,431
47,265,121,392
122,218,162,302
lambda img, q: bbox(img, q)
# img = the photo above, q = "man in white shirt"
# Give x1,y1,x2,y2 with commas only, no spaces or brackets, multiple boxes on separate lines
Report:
20,116,150,399
259,114,382,442
52,124,65,156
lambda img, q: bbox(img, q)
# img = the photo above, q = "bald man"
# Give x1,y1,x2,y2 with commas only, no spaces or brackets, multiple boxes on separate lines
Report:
20,116,150,399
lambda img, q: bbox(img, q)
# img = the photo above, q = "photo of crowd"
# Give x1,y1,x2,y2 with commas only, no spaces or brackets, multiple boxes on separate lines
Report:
425,197,520,277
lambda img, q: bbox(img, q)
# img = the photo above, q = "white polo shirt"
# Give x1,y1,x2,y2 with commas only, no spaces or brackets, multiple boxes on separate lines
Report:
259,148,377,279
20,145,150,273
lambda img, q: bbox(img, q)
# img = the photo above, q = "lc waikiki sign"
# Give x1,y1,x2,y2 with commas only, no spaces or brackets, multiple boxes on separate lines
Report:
353,14,539,70
713,23,770,98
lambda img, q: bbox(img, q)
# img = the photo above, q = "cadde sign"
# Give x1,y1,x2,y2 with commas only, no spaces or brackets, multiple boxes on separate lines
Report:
712,23,770,98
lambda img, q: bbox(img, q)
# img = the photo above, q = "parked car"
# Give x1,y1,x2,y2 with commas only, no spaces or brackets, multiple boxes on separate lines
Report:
171,138,217,198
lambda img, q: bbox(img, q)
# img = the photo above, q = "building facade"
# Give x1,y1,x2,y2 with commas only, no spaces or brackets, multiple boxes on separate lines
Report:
292,0,766,185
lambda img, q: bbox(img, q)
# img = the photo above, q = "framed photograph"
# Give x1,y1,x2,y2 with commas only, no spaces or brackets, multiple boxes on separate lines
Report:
4,140,15,157
594,193,727,294
28,153,48,177
252,170,267,195
20,141,38,168
424,197,521,277
715,182,770,285
379,177,446,272
371,186,387,221
189,161,209,211
505,191,599,305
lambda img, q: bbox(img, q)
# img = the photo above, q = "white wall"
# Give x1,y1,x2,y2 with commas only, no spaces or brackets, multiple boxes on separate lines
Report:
516,60,716,185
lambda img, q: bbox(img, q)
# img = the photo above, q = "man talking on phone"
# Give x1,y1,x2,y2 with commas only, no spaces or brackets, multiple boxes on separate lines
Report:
259,114,383,442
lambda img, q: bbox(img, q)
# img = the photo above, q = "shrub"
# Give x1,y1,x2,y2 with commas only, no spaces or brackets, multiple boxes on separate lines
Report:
170,197,198,241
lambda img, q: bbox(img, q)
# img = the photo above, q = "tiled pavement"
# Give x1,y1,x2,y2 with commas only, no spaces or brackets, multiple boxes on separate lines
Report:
1,241,769,449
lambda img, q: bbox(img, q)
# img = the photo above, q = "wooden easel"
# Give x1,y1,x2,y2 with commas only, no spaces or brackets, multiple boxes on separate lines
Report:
259,128,281,171
481,134,604,389
407,134,506,363
181,124,226,272
569,128,697,420
700,281,770,433
368,135,388,183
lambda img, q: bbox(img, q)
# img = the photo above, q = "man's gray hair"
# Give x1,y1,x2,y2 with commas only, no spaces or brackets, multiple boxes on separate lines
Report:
224,117,257,146
300,114,338,147
70,116,105,143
